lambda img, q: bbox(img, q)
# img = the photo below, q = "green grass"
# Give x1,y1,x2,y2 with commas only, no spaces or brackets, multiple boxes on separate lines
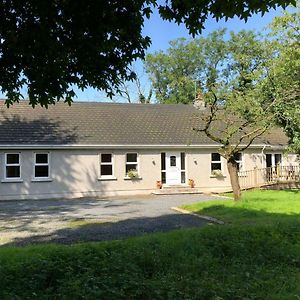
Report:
0,190,299,299
66,218,108,228
183,190,300,226
0,226,299,299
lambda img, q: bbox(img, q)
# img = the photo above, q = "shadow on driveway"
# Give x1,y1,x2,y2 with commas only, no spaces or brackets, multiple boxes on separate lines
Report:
3,213,209,247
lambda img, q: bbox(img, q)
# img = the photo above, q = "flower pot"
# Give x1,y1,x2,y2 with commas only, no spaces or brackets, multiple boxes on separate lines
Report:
156,180,162,189
188,179,195,188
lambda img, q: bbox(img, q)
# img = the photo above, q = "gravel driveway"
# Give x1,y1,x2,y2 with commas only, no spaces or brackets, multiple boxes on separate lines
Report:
0,194,222,246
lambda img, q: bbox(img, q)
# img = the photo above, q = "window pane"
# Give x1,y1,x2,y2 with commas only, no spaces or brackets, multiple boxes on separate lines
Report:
181,153,185,170
161,171,166,184
170,156,176,166
211,163,222,171
275,154,282,165
181,171,186,184
6,166,20,178
36,153,48,164
101,165,113,176
7,154,19,164
234,153,242,161
126,164,137,173
35,166,49,177
126,153,137,162
211,153,220,162
161,153,166,171
101,154,112,163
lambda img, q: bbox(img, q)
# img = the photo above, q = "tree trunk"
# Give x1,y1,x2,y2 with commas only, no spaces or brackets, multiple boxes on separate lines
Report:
227,157,241,201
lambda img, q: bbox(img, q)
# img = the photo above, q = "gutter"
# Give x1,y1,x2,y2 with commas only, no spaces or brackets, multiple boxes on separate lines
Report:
0,144,287,150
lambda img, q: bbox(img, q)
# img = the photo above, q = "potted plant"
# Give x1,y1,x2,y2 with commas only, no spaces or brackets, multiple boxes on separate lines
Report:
211,169,224,178
156,180,162,189
188,179,195,188
126,169,139,179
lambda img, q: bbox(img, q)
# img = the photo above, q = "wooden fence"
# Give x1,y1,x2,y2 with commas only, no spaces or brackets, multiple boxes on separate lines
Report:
238,165,300,189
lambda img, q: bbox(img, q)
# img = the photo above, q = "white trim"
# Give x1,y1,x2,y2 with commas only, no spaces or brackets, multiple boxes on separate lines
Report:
98,176,117,181
180,152,187,184
99,153,114,178
4,152,21,180
265,153,283,168
234,152,244,172
33,152,51,180
1,179,23,183
125,152,140,177
165,152,182,185
211,152,222,174
31,178,53,182
0,144,287,150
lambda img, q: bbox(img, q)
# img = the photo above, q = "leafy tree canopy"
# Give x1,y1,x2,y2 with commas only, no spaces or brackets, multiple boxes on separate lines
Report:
0,0,296,107
268,9,300,152
146,26,294,200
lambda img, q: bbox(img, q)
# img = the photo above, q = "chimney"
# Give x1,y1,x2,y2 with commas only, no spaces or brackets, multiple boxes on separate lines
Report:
193,91,206,110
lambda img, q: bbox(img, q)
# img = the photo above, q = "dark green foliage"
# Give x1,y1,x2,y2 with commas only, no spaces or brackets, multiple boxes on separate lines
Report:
0,0,296,107
0,223,299,299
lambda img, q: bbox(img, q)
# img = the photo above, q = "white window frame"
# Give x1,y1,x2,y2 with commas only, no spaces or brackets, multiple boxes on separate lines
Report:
4,152,22,181
234,152,244,172
211,153,222,174
32,152,51,181
180,152,186,184
99,153,116,180
125,152,139,177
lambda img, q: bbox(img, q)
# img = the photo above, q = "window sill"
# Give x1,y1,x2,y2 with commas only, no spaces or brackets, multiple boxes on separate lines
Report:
210,175,226,178
98,176,117,181
1,179,23,183
31,178,53,182
124,176,142,180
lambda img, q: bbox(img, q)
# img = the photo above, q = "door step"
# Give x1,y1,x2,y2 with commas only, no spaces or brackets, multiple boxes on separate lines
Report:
152,187,203,195
162,184,190,189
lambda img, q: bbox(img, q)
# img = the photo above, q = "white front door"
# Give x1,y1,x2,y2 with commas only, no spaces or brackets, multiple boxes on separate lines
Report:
166,152,181,185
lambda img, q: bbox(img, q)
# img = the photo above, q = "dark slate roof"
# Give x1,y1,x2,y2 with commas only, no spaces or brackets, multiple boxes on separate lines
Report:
0,100,288,146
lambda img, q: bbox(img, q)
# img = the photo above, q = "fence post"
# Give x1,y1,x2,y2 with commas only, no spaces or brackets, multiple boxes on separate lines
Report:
254,167,258,187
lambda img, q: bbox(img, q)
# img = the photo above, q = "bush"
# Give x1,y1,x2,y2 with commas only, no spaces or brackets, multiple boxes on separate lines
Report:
0,225,299,299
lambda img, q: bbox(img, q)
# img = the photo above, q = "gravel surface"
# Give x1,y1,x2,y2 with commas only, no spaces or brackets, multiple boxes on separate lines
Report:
0,193,223,246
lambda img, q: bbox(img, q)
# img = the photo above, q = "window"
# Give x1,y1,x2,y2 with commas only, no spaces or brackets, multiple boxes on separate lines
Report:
170,156,176,166
126,153,138,174
34,153,50,178
180,152,186,183
211,153,222,173
100,153,113,177
5,153,21,179
234,152,243,171
161,153,166,184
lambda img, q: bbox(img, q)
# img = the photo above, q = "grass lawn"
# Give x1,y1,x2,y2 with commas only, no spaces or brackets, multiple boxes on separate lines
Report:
0,190,299,299
182,189,300,226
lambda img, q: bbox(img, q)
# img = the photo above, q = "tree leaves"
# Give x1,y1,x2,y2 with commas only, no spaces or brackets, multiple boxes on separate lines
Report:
0,0,296,107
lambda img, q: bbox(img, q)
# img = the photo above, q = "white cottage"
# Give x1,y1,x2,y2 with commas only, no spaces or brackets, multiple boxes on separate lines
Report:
0,100,297,200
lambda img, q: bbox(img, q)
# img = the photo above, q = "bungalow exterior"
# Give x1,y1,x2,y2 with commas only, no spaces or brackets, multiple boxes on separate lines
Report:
0,100,297,200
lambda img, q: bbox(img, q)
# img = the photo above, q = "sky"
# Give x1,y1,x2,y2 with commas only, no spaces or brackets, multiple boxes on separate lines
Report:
74,5,285,102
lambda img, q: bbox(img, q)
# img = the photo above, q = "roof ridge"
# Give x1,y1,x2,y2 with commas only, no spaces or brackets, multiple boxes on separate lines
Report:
0,99,191,108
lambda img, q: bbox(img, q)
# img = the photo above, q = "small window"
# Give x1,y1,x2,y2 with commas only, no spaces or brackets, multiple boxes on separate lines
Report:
180,152,186,184
5,153,21,179
126,153,138,174
34,153,50,178
161,153,166,184
233,152,243,171
170,156,176,167
100,153,113,177
211,153,222,173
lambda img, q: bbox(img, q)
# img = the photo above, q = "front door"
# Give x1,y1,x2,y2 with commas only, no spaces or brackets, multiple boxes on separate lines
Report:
166,152,181,185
